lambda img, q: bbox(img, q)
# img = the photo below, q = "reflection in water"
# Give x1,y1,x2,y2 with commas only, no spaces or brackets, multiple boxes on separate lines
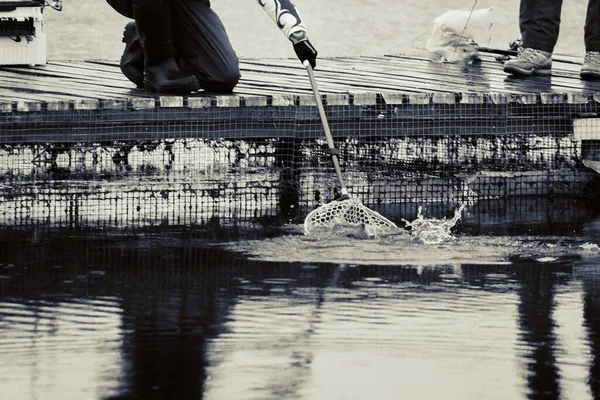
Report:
0,227,599,399
516,262,562,399
583,267,600,398
118,276,218,399
0,297,124,400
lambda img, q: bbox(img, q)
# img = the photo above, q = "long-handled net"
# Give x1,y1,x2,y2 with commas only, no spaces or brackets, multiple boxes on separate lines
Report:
302,61,399,237
304,196,400,236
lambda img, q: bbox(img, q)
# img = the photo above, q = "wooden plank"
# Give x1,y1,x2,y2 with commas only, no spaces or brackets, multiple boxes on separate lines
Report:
0,81,87,103
379,54,597,93
1,62,305,100
326,54,585,87
1,66,147,95
0,76,104,101
240,58,512,94
1,63,125,87
0,57,563,102
239,63,479,94
1,54,599,110
0,64,143,95
327,55,585,89
35,61,130,84
0,69,143,100
344,63,585,95
0,81,133,103
245,60,512,93
0,88,65,103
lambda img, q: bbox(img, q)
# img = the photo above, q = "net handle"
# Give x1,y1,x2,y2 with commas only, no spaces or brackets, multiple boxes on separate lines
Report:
303,61,348,197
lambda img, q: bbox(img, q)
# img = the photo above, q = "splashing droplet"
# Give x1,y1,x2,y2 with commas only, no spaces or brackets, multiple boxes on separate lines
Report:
403,204,465,244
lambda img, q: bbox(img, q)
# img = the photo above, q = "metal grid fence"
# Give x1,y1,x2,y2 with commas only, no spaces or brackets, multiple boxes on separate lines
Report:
1,94,599,229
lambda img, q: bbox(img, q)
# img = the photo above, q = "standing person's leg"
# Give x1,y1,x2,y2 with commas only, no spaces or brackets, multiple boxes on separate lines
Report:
170,0,240,92
581,0,600,79
504,0,562,76
520,0,563,52
584,0,600,51
132,0,200,94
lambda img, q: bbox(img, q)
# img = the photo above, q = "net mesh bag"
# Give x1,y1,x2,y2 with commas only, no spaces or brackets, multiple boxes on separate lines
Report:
304,197,399,236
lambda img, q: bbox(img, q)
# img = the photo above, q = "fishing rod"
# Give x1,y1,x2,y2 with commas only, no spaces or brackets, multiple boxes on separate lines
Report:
476,46,581,65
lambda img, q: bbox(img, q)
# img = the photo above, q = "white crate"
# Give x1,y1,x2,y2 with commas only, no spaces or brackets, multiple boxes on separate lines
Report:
0,5,46,66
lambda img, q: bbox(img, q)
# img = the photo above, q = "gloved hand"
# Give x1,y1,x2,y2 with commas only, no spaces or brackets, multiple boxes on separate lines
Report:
294,39,318,68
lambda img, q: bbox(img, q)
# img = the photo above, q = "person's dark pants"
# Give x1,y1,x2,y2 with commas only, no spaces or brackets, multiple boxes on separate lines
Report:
106,0,240,92
520,0,600,53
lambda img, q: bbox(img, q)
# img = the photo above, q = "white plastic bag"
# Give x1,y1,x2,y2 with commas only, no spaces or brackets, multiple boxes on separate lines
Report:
425,7,495,63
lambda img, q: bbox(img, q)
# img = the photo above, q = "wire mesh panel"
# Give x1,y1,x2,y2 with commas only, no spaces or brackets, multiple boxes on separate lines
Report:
0,93,598,230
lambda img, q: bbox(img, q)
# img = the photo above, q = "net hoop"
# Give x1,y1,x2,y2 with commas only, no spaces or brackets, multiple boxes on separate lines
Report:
304,197,399,237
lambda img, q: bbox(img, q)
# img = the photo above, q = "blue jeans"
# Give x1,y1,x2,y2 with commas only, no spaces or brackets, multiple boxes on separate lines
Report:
106,0,240,92
520,0,600,53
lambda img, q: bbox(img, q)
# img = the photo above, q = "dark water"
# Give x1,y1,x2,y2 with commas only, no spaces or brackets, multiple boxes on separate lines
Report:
1,219,600,400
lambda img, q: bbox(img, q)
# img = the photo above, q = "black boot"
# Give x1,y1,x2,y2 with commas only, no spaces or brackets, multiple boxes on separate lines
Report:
120,22,144,88
132,0,200,94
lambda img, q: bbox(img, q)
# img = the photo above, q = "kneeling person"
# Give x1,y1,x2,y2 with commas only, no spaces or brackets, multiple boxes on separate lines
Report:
106,0,318,94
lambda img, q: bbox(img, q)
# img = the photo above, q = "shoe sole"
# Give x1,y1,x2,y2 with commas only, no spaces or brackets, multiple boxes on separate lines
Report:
503,64,552,76
580,70,600,80
143,79,201,94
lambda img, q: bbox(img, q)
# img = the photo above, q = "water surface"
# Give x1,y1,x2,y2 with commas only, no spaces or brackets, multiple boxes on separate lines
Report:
1,221,600,399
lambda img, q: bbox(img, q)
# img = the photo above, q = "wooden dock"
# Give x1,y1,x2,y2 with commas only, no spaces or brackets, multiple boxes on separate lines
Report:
2,51,600,143
1,51,599,109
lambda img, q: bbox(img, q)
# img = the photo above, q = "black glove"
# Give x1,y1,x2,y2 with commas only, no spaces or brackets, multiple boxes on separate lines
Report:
294,39,318,69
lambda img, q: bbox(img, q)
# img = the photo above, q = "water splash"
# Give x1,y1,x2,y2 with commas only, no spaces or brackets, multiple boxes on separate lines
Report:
305,203,465,243
403,204,465,244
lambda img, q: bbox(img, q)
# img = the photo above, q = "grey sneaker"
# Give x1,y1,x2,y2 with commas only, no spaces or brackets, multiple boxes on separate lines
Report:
503,47,552,76
580,51,600,80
